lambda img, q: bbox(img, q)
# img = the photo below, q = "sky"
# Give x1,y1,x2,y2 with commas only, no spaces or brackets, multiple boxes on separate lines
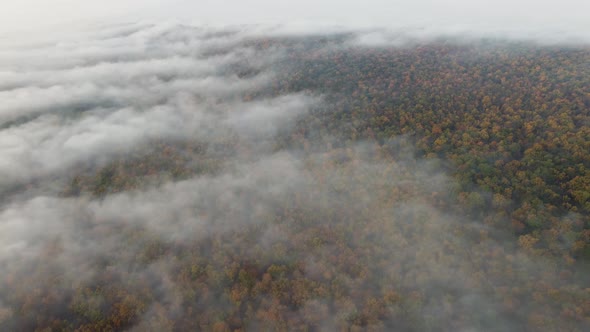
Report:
2,0,590,41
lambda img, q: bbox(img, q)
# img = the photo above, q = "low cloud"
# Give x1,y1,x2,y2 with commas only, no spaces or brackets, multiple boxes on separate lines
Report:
0,21,588,331
0,25,319,189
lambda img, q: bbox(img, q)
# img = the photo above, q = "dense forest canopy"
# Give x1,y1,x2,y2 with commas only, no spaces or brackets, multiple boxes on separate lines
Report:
0,24,589,331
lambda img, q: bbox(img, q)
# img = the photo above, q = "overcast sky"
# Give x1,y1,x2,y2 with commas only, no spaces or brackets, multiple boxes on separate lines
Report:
2,0,590,40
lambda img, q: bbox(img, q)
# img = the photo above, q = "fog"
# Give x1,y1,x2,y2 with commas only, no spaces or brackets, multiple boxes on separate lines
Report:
2,0,590,42
0,3,588,332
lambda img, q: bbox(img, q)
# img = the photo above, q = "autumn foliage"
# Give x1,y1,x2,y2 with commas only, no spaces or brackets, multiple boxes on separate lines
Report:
1,36,589,331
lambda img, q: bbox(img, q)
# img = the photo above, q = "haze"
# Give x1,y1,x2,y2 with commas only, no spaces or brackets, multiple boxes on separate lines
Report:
2,0,590,42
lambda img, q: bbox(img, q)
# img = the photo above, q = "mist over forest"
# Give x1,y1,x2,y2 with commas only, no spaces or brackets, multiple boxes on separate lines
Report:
0,12,589,332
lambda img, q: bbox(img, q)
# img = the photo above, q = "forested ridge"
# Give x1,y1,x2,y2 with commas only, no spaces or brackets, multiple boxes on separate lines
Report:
272,40,590,253
1,32,589,331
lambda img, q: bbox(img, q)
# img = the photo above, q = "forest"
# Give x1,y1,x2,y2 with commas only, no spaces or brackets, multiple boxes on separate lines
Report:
0,26,589,331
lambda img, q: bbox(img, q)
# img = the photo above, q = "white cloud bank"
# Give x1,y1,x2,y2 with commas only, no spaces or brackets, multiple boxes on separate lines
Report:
0,23,322,189
1,0,590,42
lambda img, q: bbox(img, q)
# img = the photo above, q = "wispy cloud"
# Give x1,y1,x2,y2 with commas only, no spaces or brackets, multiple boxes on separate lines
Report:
0,19,587,331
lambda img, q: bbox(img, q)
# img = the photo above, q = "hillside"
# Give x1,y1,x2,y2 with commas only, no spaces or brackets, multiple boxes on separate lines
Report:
0,28,589,331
